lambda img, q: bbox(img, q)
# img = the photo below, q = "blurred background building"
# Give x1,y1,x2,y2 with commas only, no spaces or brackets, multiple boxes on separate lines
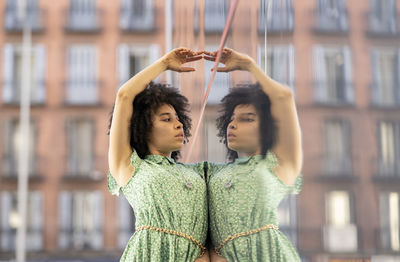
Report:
0,0,399,261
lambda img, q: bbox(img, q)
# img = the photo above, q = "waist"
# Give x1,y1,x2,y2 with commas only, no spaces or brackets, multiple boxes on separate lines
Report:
214,224,279,256
136,225,206,256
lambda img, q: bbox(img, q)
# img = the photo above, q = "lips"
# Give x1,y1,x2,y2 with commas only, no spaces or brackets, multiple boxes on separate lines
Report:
175,132,184,138
227,132,236,138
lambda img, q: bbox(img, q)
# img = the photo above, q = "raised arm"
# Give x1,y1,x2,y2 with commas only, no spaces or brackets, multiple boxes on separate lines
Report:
204,48,303,185
108,47,202,187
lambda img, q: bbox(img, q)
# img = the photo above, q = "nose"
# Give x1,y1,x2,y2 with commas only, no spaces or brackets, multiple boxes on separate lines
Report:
175,119,183,129
228,119,236,130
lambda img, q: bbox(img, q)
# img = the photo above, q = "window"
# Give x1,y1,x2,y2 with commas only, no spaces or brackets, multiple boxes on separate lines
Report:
120,0,154,31
313,46,354,104
324,191,357,252
118,195,136,249
377,121,400,176
379,192,400,251
67,0,99,32
259,0,294,33
316,0,348,32
369,0,398,35
204,45,230,104
4,0,42,31
0,191,43,251
277,195,298,246
118,44,160,88
66,45,97,104
323,119,352,175
2,119,36,177
2,44,46,104
66,118,94,176
58,191,103,250
326,191,353,226
204,115,227,162
258,45,295,92
204,0,229,33
371,49,400,107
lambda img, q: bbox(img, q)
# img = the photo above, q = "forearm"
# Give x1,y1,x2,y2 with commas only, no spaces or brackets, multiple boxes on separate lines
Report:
117,58,167,100
247,61,293,100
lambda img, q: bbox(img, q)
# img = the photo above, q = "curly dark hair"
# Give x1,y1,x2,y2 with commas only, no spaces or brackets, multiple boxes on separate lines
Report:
216,83,278,161
107,82,192,161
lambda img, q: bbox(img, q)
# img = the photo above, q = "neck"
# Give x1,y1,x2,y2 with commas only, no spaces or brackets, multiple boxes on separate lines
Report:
148,146,172,157
237,148,261,158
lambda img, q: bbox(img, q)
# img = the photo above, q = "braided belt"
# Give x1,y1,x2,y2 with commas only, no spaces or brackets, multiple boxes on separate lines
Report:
214,224,279,256
136,225,207,257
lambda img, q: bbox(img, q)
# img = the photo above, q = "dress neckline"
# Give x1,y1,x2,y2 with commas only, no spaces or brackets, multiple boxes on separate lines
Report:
145,154,175,165
234,154,263,165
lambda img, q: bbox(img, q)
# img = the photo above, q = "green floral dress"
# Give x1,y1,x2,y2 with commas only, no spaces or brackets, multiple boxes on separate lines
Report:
107,150,207,261
207,150,302,262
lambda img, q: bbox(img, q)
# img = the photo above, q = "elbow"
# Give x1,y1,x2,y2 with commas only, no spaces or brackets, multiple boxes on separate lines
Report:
279,88,294,99
116,90,132,103
273,87,293,101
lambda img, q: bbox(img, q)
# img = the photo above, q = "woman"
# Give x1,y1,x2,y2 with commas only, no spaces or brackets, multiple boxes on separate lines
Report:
107,47,210,261
203,48,303,261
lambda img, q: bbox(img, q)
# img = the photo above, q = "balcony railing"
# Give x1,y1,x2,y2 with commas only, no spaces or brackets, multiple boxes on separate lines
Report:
3,8,46,33
120,7,156,32
370,83,400,108
1,155,45,179
372,156,400,179
312,8,349,34
323,155,353,176
314,154,357,179
0,229,43,252
59,228,103,250
314,81,355,106
375,227,400,253
323,224,358,253
63,155,104,181
65,8,103,33
1,81,46,105
366,12,400,37
258,7,294,34
64,80,100,105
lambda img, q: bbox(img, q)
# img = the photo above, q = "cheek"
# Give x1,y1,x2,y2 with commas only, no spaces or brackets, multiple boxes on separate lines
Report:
244,124,260,145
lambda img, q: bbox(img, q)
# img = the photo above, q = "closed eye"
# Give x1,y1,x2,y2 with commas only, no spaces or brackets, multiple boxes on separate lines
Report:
238,117,255,122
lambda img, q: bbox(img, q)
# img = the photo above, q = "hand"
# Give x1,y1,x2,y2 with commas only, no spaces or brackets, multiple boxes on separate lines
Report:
161,47,203,72
203,48,255,72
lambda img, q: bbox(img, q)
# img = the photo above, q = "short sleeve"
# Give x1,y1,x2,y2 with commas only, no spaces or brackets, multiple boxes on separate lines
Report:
264,150,303,195
107,170,121,196
107,149,143,197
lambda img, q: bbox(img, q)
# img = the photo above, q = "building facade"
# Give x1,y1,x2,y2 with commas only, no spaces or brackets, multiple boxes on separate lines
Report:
0,0,399,261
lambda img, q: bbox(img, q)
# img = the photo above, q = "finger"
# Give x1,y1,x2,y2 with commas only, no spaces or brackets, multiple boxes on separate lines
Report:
179,67,196,72
185,55,203,62
203,50,214,56
203,56,216,61
215,67,230,72
193,50,204,56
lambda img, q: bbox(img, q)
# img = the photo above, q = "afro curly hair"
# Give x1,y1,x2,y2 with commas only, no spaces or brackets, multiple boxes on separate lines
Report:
108,82,192,161
216,83,278,161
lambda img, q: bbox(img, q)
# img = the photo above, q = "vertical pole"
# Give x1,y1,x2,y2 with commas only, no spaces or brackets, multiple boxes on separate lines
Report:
165,0,173,83
16,0,32,261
